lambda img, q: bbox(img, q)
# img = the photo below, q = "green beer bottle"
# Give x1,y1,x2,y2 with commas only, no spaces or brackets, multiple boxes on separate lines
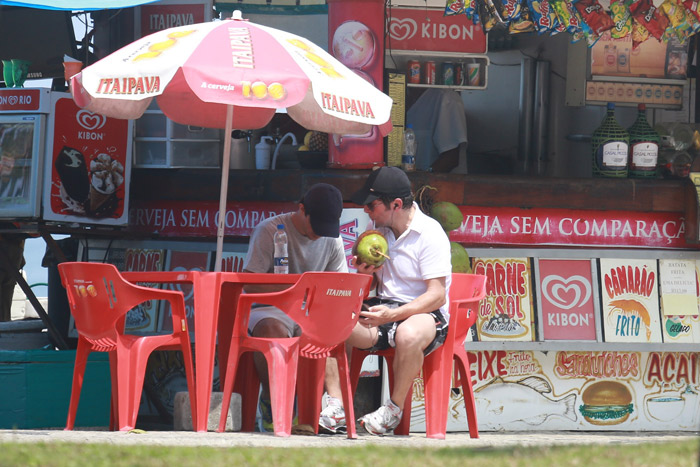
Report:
627,104,659,178
592,103,629,177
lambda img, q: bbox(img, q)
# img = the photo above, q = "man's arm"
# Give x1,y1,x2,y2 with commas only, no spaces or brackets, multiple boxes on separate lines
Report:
359,277,446,325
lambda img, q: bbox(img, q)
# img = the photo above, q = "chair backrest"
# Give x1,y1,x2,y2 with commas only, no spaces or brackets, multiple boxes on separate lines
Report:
58,262,162,347
449,273,487,344
281,272,371,357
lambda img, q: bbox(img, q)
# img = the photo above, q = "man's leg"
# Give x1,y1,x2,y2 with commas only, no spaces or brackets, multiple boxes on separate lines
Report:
319,321,378,433
359,314,437,435
323,321,378,400
389,313,437,410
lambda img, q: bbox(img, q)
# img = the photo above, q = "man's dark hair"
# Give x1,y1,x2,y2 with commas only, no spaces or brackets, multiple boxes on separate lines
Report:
377,194,414,210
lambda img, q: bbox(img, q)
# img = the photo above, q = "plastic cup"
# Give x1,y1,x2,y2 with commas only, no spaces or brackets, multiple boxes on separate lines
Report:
11,59,31,88
63,61,83,91
467,63,480,87
63,61,83,82
2,60,14,87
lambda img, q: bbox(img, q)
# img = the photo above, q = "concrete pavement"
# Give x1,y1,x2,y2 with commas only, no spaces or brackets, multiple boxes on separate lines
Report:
0,429,697,449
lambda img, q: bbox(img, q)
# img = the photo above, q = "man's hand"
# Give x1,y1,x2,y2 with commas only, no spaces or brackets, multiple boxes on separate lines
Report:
351,255,383,275
359,304,395,327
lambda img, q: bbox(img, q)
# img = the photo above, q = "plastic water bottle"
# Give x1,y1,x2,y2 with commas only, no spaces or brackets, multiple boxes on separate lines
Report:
273,224,289,274
402,124,416,172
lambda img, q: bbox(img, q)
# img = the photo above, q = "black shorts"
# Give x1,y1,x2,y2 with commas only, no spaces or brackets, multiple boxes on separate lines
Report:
359,297,448,356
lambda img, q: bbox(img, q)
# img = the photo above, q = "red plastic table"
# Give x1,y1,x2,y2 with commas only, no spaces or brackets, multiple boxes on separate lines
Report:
122,271,300,432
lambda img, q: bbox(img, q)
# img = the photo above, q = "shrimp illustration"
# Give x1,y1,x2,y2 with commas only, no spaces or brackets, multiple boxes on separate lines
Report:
609,299,652,340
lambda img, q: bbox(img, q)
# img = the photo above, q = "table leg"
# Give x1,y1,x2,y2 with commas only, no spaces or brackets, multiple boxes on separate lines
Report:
217,282,243,383
192,272,222,432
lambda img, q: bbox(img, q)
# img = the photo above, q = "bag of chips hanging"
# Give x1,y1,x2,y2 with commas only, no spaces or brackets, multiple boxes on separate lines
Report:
573,0,615,35
629,0,670,40
509,0,538,32
631,17,651,48
528,0,559,34
609,0,634,38
445,0,467,15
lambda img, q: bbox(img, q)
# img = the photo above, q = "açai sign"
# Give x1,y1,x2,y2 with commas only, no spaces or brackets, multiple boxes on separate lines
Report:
387,7,486,53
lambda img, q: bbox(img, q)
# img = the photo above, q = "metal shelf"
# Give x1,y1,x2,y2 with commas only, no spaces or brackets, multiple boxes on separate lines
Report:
386,51,489,90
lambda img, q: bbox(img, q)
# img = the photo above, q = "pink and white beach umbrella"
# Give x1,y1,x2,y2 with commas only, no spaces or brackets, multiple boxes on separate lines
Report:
71,11,393,269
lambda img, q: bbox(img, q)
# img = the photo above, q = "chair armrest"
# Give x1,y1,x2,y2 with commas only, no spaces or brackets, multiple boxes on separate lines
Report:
128,283,189,328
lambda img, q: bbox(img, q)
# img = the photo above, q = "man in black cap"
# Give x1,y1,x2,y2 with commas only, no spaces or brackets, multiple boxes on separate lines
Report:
321,167,452,436
242,183,348,432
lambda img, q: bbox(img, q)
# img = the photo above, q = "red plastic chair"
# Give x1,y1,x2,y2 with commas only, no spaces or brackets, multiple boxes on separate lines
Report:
349,273,487,439
59,262,197,431
218,271,372,438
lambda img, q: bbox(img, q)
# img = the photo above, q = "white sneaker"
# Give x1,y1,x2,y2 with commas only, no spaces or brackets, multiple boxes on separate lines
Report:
359,400,402,436
318,395,346,434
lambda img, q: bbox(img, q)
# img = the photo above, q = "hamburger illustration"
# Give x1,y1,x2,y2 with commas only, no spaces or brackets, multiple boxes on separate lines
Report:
579,381,634,425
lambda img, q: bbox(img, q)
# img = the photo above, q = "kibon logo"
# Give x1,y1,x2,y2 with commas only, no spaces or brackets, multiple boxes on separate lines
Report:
388,18,418,41
542,275,591,309
76,109,106,131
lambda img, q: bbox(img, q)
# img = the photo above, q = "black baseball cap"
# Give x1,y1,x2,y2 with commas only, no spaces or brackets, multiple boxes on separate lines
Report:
351,167,412,205
301,183,343,237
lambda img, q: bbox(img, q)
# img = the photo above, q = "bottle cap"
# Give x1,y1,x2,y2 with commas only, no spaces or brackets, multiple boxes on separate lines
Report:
638,103,646,111
607,102,615,110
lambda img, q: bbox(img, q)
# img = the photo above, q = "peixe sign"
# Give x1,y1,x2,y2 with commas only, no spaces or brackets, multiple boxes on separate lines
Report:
450,206,689,249
386,7,486,54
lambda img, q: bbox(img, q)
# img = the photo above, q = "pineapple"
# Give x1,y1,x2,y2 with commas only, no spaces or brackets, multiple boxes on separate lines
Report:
308,131,328,152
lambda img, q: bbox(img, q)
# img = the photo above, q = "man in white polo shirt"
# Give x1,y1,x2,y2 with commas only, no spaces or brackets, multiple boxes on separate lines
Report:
320,167,452,436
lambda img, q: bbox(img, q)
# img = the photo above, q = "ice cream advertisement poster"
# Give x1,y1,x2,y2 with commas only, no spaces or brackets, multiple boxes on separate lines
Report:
406,350,700,432
599,259,662,343
472,258,535,341
43,94,132,225
537,259,597,341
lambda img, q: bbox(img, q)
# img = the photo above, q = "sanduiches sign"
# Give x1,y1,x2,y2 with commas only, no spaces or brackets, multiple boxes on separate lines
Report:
450,206,687,249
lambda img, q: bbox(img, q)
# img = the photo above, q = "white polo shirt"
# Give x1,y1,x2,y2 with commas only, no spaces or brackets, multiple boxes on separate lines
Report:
372,203,452,322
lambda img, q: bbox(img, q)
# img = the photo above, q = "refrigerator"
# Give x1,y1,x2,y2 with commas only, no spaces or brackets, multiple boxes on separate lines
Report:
0,88,50,219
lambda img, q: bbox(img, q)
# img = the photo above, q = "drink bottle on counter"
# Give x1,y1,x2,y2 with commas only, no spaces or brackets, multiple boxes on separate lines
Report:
402,124,416,172
627,104,660,178
273,224,289,274
592,102,629,177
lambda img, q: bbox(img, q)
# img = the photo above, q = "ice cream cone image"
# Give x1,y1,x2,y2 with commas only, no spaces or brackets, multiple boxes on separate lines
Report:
87,153,124,217
89,185,114,212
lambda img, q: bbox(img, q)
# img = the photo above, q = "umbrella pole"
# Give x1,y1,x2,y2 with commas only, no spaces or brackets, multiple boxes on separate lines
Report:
215,105,234,272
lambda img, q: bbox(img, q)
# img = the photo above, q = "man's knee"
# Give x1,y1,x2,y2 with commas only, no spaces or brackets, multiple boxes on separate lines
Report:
394,317,436,350
251,318,290,338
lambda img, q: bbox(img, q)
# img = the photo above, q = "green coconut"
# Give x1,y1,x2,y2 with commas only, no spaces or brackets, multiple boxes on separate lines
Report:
450,242,472,273
353,230,389,267
431,201,463,232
